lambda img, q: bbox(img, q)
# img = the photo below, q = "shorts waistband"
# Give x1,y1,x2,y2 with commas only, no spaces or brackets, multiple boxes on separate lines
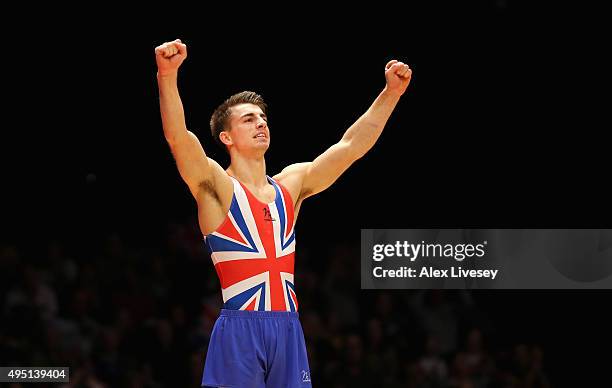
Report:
220,309,299,319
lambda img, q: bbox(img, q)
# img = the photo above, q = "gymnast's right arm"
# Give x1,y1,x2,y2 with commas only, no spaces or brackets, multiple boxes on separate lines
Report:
155,39,214,199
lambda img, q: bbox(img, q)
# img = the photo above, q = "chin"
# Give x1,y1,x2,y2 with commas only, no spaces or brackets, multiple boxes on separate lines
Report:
255,141,270,150
249,143,269,155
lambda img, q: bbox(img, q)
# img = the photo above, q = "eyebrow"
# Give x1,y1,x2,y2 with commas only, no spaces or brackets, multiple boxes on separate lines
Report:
240,112,267,120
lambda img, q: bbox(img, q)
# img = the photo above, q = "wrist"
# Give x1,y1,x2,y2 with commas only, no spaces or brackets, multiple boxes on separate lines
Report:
381,86,403,99
157,70,179,80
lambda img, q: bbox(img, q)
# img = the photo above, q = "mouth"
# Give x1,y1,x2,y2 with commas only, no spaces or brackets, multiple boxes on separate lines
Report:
253,133,267,139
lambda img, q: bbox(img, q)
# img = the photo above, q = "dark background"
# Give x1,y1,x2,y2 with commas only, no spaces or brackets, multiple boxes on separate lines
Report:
2,1,610,386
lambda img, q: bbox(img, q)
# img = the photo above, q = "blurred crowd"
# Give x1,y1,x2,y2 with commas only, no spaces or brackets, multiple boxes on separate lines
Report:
1,221,550,388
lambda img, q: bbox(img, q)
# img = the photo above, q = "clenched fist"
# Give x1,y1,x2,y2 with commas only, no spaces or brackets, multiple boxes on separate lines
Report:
384,60,412,96
155,39,187,76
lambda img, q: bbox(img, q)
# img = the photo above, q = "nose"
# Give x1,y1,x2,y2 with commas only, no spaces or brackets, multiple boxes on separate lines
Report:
257,120,267,129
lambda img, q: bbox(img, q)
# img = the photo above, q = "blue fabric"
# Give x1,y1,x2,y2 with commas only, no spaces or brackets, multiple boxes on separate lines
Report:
202,309,312,388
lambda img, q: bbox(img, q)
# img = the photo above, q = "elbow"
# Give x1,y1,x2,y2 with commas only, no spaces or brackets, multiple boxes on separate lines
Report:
165,135,180,149
346,139,373,162
164,129,190,147
350,147,367,162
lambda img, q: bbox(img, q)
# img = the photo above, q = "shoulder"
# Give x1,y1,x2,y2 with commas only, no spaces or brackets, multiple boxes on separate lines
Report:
272,162,311,205
273,162,310,179
273,162,310,186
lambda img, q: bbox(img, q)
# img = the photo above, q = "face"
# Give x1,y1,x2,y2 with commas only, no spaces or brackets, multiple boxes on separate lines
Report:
222,103,270,155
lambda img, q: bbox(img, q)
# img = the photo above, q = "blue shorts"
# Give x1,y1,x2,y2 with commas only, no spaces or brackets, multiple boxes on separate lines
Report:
202,309,312,388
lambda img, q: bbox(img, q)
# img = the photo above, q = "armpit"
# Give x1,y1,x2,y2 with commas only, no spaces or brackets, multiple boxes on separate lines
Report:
199,179,221,205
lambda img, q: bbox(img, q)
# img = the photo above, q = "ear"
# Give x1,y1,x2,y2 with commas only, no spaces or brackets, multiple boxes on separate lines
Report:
219,131,232,146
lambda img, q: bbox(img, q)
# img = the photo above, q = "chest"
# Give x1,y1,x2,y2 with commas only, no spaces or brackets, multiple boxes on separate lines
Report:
242,184,277,204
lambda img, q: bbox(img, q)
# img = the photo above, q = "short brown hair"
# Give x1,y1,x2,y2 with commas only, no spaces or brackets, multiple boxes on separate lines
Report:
209,91,267,152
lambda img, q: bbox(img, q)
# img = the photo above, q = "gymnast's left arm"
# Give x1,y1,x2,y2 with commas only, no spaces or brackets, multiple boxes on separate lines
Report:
276,60,412,201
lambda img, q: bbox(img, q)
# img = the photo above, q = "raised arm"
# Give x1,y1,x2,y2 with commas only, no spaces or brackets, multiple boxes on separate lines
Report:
276,60,412,201
156,39,219,198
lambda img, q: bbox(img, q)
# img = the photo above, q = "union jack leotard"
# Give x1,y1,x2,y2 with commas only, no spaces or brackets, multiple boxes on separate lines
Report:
203,176,298,312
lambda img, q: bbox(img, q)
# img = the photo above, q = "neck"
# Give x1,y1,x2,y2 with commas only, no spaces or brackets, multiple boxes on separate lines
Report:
227,154,268,187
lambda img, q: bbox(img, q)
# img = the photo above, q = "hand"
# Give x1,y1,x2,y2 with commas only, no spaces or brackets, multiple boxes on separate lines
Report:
155,39,187,76
384,60,412,96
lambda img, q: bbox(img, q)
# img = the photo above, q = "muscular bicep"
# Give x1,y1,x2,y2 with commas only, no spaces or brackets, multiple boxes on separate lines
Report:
302,140,357,198
275,140,357,202
167,130,214,197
